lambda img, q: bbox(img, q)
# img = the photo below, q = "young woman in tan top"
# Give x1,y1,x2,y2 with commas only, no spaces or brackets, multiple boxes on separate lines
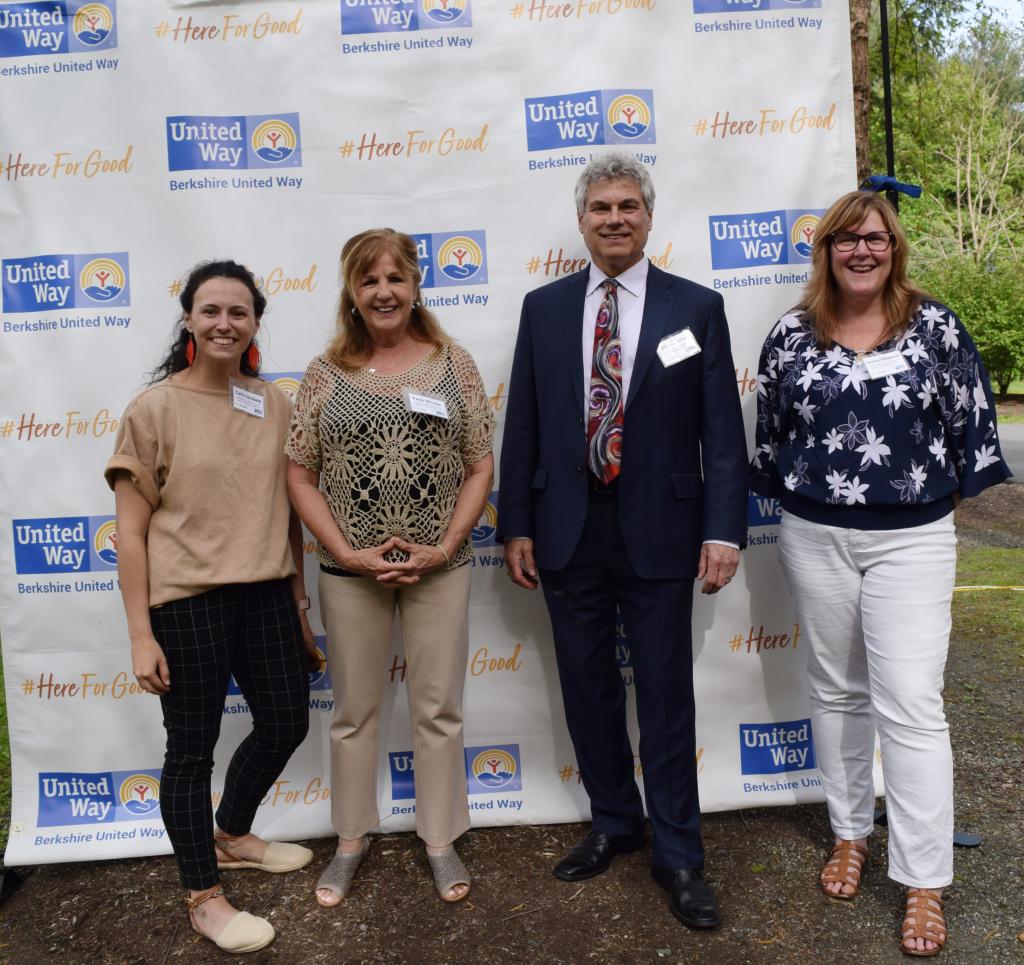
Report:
106,261,317,955
287,229,494,907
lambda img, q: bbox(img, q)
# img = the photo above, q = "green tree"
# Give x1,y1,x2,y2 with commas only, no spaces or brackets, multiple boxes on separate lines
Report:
867,15,1024,393
917,256,1024,395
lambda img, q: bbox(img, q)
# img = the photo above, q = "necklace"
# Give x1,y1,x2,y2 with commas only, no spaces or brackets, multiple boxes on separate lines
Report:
366,339,418,375
838,325,888,365
854,337,887,365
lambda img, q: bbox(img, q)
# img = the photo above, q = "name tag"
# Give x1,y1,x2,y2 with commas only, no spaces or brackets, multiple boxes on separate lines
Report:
402,387,449,419
231,381,265,418
860,350,909,380
656,328,701,367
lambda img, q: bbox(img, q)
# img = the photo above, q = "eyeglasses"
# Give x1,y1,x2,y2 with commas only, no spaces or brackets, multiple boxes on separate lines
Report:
830,230,895,252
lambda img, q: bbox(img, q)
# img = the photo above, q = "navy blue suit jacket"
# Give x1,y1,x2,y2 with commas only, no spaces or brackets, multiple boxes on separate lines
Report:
497,262,748,579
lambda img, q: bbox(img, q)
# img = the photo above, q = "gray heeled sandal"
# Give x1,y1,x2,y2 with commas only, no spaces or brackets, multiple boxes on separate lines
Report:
315,839,369,907
427,847,471,903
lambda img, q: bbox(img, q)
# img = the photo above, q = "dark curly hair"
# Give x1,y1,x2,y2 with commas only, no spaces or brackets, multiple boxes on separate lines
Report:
149,260,266,384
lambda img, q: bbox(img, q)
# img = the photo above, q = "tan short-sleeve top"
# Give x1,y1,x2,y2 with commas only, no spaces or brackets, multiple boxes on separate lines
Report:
286,342,495,570
104,377,295,606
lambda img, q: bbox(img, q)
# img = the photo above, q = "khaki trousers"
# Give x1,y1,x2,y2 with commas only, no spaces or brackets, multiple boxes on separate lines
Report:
318,564,471,847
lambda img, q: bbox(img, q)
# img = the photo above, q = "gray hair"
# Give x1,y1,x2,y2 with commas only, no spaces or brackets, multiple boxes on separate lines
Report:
574,152,655,216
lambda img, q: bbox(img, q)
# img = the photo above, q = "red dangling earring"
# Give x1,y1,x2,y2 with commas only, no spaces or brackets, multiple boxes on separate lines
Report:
246,342,261,371
185,333,196,366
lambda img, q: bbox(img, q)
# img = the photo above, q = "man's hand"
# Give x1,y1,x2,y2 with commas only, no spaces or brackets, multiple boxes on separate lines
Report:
697,543,740,594
504,538,539,590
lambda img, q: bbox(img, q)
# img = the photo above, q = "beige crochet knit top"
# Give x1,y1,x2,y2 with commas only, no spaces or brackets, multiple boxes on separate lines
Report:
286,343,495,569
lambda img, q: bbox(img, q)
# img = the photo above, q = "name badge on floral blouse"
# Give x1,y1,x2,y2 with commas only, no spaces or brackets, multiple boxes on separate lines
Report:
859,349,909,380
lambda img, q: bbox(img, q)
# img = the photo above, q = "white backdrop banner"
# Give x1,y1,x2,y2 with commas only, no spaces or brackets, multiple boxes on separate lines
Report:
1,0,876,867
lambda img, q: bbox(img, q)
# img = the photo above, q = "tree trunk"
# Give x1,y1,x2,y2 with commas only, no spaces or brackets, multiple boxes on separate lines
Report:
849,0,871,184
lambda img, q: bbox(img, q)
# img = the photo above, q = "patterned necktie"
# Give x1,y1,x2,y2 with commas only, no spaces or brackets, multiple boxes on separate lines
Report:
587,279,623,484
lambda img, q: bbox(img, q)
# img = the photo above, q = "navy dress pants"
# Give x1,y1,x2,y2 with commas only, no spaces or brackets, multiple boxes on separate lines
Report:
540,488,703,871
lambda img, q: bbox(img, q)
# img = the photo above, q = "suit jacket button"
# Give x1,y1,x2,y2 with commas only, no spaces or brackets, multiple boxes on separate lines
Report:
576,465,584,474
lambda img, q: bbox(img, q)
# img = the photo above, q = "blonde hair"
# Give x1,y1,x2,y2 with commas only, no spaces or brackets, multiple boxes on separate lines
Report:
798,191,925,346
326,228,449,369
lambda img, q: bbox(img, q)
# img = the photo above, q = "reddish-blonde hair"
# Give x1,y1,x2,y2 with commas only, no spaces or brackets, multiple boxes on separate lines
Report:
798,191,925,346
326,228,449,369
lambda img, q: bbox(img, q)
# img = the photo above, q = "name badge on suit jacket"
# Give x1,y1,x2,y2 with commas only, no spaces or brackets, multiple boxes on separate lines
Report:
656,328,701,367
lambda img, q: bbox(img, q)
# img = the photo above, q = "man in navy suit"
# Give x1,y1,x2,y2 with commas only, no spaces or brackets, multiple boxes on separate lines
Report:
497,153,747,929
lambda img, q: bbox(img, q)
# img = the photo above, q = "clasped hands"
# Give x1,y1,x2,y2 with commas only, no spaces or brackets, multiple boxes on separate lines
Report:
341,536,447,588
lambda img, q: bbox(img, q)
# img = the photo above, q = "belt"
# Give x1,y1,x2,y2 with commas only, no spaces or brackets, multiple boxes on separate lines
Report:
588,473,618,495
320,563,360,578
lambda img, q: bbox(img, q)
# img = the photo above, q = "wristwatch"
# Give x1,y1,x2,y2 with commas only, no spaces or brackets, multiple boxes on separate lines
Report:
294,597,311,611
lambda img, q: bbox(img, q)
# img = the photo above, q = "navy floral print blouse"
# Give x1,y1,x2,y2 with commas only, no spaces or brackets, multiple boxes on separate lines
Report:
750,300,1012,529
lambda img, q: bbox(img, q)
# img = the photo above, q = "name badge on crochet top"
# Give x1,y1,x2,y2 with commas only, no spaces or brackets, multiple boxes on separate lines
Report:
402,387,449,419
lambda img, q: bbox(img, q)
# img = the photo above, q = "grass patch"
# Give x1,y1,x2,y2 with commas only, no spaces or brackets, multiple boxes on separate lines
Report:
996,409,1024,425
953,548,1024,660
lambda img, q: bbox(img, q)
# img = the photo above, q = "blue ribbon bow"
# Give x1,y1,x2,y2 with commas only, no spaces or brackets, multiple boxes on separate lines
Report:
861,175,922,198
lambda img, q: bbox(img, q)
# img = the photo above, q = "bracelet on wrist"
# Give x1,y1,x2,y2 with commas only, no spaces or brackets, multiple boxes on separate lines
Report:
436,543,450,566
294,597,311,611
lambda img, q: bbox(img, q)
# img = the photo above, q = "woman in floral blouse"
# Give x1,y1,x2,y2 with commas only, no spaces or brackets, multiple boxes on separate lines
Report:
750,191,1010,958
286,229,494,908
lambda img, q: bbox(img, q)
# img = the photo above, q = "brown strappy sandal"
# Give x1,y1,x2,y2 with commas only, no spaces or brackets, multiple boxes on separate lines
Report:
820,840,868,899
901,888,946,957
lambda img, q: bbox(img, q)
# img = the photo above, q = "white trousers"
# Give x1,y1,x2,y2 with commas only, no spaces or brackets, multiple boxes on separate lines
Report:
779,510,956,888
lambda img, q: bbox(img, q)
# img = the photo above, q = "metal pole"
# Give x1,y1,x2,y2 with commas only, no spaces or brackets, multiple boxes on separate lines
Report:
879,0,899,210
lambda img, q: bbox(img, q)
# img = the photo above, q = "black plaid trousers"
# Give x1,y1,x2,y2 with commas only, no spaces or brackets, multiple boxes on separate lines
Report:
149,578,310,889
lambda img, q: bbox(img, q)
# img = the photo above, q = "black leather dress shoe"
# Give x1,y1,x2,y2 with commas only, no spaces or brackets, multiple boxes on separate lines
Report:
651,866,721,929
553,830,645,882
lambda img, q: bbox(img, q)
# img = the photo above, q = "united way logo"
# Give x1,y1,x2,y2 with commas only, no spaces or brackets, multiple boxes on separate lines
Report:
471,491,498,547
119,773,161,816
414,230,488,288
262,372,301,399
261,372,304,402
708,210,824,270
606,93,651,140
739,719,816,775
525,89,657,151
72,2,113,45
789,213,819,258
465,744,522,794
166,113,302,172
0,0,117,58
692,0,819,12
92,517,118,565
37,768,162,826
251,118,297,164
2,252,130,313
748,493,781,527
340,0,471,34
423,0,467,23
13,515,118,573
78,256,126,303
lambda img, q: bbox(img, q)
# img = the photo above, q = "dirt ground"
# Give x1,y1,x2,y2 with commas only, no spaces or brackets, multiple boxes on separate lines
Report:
1,486,1021,965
